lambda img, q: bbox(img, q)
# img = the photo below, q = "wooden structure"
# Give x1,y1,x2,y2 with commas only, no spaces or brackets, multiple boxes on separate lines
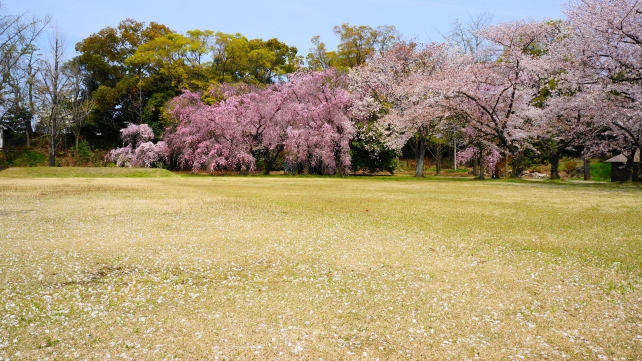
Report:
605,150,640,182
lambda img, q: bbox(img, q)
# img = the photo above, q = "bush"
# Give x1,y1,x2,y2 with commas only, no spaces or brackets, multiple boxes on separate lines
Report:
350,124,399,174
10,150,47,167
72,140,93,164
563,159,579,173
590,161,611,181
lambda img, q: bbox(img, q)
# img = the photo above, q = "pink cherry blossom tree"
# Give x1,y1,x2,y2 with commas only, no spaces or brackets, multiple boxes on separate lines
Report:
456,143,503,179
107,123,169,168
165,88,258,174
165,69,359,175
533,81,606,179
281,69,358,175
559,0,642,181
349,41,451,177
435,20,555,178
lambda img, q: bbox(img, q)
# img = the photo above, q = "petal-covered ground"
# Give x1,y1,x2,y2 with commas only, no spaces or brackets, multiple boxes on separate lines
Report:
1,175,640,360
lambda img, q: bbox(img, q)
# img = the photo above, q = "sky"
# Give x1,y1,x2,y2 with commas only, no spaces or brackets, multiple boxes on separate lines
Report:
7,0,566,59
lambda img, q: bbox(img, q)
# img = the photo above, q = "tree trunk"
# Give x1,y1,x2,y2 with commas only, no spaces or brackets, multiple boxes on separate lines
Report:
583,156,591,181
511,152,524,179
472,157,479,177
477,145,485,180
49,107,57,167
453,138,457,170
47,34,62,167
49,131,56,167
505,156,509,179
413,140,427,177
435,143,442,175
623,151,636,182
550,152,560,180
415,153,425,177
335,149,345,176
263,147,283,175
23,119,31,148
138,69,143,124
239,161,250,175
27,55,36,149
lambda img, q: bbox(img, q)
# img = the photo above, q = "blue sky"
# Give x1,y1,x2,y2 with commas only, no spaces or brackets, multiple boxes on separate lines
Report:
8,0,566,58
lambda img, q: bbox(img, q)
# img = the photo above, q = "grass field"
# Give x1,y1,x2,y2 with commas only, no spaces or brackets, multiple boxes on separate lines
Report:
0,167,175,178
1,169,641,360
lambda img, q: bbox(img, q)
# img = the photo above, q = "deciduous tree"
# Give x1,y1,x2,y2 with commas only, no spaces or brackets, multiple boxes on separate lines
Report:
435,20,554,177
37,28,69,167
75,19,173,140
559,0,642,181
165,69,358,175
107,123,169,167
350,41,450,177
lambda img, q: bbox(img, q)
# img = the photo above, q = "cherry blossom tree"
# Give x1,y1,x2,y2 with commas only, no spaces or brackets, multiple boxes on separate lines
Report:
456,143,503,179
107,123,169,167
165,88,257,173
282,69,358,175
349,41,450,177
434,20,555,178
165,69,359,175
559,0,642,181
533,80,606,179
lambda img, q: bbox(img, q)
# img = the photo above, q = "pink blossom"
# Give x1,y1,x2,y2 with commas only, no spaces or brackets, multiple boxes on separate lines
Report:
165,69,359,175
107,124,168,168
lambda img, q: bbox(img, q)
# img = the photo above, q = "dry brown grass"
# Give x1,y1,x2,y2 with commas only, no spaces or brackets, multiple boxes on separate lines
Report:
0,176,641,360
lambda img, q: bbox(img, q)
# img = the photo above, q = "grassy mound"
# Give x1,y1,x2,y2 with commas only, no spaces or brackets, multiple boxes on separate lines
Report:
0,167,176,178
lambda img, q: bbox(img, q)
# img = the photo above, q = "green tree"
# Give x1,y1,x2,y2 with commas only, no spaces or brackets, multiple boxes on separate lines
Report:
75,19,173,143
210,33,300,84
306,35,338,70
307,24,399,70
126,32,209,90
211,32,250,83
246,38,300,84
350,122,399,174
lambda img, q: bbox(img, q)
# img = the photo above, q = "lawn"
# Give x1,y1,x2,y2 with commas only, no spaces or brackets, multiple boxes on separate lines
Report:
0,170,641,360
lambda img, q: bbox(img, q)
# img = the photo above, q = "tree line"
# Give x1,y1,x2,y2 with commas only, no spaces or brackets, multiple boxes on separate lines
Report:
1,0,641,180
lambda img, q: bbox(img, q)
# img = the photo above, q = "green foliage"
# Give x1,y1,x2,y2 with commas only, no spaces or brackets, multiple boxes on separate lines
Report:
531,78,558,108
590,161,611,181
75,19,174,142
72,140,93,163
209,33,301,84
75,20,302,149
521,147,549,169
1,107,33,135
555,159,610,181
350,124,399,174
143,88,179,134
306,35,338,70
307,24,399,70
333,24,398,68
7,150,47,167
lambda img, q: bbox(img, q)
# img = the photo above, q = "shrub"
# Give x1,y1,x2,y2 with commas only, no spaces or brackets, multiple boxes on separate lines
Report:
10,150,47,167
563,160,578,173
590,161,611,181
72,140,93,164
